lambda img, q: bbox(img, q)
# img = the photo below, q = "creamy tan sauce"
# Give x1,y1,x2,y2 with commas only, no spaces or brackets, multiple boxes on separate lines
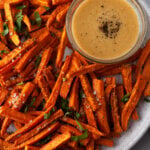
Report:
72,0,139,60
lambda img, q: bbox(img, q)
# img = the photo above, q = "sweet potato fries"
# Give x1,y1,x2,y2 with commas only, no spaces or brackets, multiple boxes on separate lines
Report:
0,0,149,150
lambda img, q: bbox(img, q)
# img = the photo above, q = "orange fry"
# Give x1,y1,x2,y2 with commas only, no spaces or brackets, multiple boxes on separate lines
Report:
69,77,79,112
41,132,71,150
56,25,68,68
30,0,51,7
110,89,123,134
93,79,110,134
49,26,62,39
16,122,60,149
0,106,34,124
136,40,150,78
0,42,9,59
35,47,53,82
45,56,71,109
4,2,20,46
0,88,8,105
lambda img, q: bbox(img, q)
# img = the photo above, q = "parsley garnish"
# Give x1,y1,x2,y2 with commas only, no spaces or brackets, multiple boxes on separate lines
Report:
17,81,24,86
71,119,88,141
16,5,26,9
121,93,130,103
35,56,41,68
15,10,24,32
24,97,36,113
71,130,88,141
0,50,9,55
144,97,150,102
2,23,9,36
43,6,50,11
34,12,42,27
44,108,55,120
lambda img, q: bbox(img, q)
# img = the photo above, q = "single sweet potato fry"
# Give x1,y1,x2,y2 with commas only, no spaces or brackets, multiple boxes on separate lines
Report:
56,25,68,68
121,64,139,120
4,2,20,46
116,85,125,114
121,75,147,131
45,56,71,109
69,77,79,112
15,109,63,145
41,132,71,150
93,79,110,135
96,138,114,147
136,40,150,78
16,122,60,149
83,98,99,139
110,89,123,134
0,106,34,124
35,47,53,82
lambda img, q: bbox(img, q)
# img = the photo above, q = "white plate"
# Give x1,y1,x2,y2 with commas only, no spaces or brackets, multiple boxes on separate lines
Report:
104,0,150,150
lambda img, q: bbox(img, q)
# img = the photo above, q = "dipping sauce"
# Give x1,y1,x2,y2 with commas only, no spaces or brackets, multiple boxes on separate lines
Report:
72,0,139,60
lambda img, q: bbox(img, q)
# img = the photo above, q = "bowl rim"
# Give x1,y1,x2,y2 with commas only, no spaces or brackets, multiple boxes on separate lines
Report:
66,0,148,64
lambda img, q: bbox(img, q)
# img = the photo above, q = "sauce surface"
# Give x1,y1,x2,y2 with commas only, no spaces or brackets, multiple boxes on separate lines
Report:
72,0,139,60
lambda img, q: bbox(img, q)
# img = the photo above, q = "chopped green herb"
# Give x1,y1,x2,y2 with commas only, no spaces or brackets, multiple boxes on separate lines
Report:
16,5,26,9
75,112,81,120
43,6,50,11
17,81,24,86
44,108,55,120
35,135,51,145
75,119,84,131
0,50,9,56
24,97,36,113
121,93,130,103
34,12,42,27
15,10,24,32
2,23,9,36
35,56,41,68
62,77,67,82
71,129,88,141
144,97,150,102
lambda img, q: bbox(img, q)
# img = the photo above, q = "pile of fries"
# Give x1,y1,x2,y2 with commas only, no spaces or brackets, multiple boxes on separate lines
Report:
0,0,150,149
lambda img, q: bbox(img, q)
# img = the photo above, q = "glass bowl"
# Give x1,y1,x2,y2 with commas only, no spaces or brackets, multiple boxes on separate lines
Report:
66,0,147,64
